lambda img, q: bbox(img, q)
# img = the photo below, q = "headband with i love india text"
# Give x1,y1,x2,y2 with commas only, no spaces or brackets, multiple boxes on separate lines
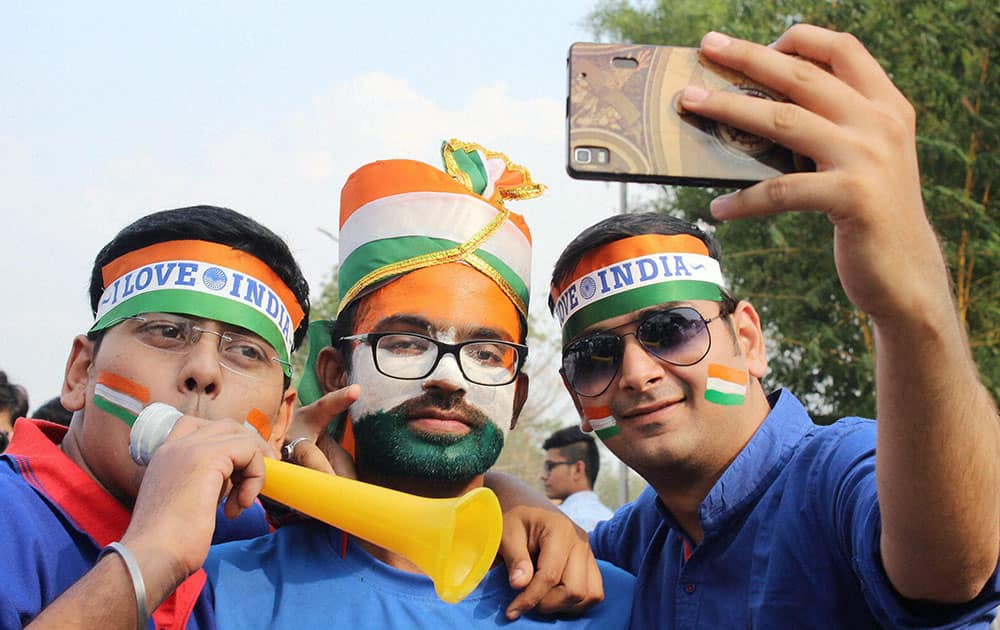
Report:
551,234,727,344
91,240,305,376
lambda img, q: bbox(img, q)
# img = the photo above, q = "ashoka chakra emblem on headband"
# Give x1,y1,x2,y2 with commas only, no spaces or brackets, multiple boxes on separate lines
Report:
580,276,597,300
202,267,228,291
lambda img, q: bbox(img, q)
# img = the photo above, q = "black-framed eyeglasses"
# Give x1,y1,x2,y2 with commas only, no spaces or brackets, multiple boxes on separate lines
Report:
340,331,527,387
561,305,731,398
543,460,575,473
121,313,289,380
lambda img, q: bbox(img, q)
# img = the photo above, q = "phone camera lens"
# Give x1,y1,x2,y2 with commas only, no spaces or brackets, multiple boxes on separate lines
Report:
574,148,592,164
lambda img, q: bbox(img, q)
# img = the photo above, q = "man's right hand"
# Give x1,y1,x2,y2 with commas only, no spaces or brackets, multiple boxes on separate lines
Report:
282,385,360,477
120,415,273,610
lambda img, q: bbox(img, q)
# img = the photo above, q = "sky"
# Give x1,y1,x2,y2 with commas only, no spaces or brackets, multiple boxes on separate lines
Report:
2,1,663,409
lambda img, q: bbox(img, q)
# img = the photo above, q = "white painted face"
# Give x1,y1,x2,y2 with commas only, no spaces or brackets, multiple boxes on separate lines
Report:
348,325,517,433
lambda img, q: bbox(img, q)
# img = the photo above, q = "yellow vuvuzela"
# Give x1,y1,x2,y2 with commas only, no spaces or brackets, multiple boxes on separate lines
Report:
130,402,503,603
261,457,502,603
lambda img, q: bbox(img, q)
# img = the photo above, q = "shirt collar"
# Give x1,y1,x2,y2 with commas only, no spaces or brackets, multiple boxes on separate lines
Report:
6,418,132,546
562,490,599,507
697,389,814,535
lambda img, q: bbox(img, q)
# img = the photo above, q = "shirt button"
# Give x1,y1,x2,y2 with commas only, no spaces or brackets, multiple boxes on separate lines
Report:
684,583,696,594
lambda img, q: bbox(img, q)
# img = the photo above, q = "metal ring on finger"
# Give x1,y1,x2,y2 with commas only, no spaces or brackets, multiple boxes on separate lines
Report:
281,437,312,462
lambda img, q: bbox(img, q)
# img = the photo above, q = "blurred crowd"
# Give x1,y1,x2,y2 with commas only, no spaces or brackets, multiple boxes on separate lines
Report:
0,371,72,452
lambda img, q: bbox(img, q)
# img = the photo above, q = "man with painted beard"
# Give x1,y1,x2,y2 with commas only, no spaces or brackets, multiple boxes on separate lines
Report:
203,140,634,628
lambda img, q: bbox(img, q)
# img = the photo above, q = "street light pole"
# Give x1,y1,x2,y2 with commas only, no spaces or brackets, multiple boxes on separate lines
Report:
617,182,630,507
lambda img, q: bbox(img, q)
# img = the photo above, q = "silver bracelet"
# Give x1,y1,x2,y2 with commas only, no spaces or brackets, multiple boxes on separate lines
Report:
99,541,149,630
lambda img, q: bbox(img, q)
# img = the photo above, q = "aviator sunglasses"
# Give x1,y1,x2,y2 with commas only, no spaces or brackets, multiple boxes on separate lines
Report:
561,305,732,398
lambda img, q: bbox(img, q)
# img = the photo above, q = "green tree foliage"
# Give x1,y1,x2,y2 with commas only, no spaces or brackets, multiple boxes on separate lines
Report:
290,267,340,380
589,0,998,418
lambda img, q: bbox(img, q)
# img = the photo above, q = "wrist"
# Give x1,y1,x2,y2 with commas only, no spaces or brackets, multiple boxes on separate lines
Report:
98,543,148,630
119,534,192,612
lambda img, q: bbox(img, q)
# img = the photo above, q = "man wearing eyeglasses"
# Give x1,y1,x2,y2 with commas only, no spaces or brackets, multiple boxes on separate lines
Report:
203,141,634,628
540,426,612,532
1,205,316,629
542,26,1000,629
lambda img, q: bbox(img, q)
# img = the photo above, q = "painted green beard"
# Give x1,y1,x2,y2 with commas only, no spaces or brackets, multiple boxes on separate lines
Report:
353,410,505,482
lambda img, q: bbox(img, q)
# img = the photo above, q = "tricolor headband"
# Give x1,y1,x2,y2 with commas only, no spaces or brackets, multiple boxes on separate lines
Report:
552,234,725,344
91,240,305,375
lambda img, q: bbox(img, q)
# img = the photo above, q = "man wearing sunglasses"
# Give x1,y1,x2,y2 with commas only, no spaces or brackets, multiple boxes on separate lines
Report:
1,205,316,628
546,26,1000,629
540,426,613,532
204,141,634,628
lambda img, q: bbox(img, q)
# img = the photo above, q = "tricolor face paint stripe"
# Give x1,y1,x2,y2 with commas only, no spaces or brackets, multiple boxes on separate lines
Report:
583,405,619,440
94,371,150,426
705,363,747,406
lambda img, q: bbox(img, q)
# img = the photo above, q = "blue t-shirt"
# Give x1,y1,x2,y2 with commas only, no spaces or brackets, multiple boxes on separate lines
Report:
206,519,635,628
591,389,1000,628
0,418,267,630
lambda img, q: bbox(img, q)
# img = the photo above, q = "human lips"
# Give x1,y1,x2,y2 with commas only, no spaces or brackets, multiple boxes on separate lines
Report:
405,408,475,435
620,397,685,424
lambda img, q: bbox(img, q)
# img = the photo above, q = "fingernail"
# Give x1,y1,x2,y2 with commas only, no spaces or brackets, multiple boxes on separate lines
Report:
507,609,521,620
510,567,525,583
681,85,709,104
710,192,736,219
702,31,732,51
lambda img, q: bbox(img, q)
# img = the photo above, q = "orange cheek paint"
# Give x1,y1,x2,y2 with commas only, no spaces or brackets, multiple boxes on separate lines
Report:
246,408,272,441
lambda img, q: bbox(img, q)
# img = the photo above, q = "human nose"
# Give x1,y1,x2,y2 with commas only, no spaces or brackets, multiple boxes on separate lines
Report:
177,329,225,397
616,333,665,393
421,351,467,394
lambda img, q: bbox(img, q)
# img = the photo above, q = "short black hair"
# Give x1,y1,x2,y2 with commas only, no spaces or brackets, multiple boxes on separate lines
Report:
542,425,600,488
0,371,29,421
32,397,73,426
549,212,738,317
88,205,311,388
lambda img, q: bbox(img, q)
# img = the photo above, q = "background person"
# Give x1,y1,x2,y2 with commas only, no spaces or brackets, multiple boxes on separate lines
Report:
540,425,612,531
31,396,74,427
0,370,29,452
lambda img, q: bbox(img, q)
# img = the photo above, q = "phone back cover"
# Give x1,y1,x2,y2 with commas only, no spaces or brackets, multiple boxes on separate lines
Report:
568,43,800,185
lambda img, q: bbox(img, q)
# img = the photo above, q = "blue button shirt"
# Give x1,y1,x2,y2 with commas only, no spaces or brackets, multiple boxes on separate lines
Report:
591,389,1000,628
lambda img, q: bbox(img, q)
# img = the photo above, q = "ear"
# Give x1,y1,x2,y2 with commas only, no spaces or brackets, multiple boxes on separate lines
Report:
61,335,94,412
559,368,592,432
317,345,348,393
730,301,768,380
267,386,298,452
509,372,529,431
572,459,586,480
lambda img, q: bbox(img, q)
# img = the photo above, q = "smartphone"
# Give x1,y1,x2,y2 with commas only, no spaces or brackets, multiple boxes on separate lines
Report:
567,42,813,188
